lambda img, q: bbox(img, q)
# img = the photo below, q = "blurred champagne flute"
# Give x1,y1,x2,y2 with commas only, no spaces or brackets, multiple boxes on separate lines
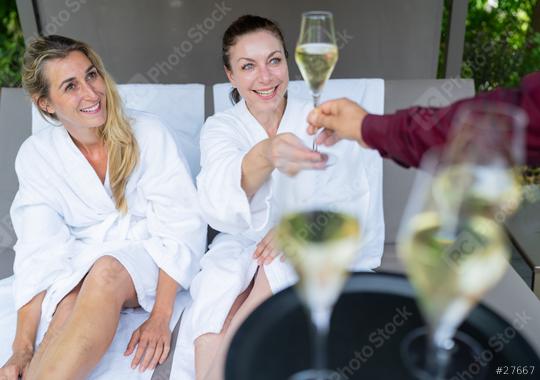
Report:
276,170,361,380
397,102,527,379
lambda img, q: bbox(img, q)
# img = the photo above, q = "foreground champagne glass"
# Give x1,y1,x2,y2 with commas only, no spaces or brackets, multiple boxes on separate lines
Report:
276,171,361,380
397,103,527,379
295,11,338,154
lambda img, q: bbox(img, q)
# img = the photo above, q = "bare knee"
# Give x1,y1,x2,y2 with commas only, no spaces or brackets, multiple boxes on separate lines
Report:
86,256,129,287
195,332,224,349
83,256,135,303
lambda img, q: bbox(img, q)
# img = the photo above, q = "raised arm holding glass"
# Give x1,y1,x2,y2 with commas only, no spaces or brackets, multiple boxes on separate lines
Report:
306,72,540,167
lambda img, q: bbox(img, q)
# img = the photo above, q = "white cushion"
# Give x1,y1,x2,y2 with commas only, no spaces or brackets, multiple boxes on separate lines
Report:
31,83,205,179
213,78,385,115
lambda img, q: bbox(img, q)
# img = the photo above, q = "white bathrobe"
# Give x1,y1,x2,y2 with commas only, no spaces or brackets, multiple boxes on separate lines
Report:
9,109,206,356
179,96,384,349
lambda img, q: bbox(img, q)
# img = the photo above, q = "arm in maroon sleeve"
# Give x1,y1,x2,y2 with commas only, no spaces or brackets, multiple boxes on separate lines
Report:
362,72,540,168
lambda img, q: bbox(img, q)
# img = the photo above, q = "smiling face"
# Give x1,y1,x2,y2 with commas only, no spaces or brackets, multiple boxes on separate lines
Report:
38,50,107,131
225,30,289,115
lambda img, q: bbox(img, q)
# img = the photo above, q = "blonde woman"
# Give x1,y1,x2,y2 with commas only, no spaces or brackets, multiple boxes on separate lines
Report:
0,35,206,380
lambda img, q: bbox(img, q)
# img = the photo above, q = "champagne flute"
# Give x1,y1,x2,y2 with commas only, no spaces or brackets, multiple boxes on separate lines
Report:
276,170,361,380
397,102,527,379
295,11,339,155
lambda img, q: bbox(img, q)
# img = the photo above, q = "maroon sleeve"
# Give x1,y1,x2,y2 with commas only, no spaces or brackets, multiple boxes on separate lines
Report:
363,72,540,168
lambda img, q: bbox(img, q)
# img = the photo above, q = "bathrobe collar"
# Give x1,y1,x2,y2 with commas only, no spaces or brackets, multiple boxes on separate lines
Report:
236,97,300,141
54,126,120,214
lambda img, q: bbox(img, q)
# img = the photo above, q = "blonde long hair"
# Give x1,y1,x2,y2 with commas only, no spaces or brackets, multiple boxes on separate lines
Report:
22,35,138,213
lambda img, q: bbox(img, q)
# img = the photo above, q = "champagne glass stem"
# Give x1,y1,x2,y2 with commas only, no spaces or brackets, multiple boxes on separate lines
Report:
426,329,454,379
312,93,321,152
312,93,321,108
310,308,331,372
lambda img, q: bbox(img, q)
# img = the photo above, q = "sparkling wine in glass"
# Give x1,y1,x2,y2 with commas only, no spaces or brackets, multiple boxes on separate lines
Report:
295,11,338,155
276,171,361,380
397,102,527,379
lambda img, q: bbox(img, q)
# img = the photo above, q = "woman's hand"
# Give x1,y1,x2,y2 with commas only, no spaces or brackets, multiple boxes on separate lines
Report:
242,132,326,197
253,228,285,265
0,348,33,380
266,132,327,176
124,314,171,372
2,291,45,380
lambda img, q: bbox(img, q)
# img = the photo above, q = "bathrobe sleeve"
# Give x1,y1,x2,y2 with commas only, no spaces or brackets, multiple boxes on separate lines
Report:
136,115,207,290
196,114,272,235
10,139,87,310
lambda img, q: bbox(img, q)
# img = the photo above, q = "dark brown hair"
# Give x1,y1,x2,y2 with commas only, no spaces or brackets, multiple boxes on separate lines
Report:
222,15,288,104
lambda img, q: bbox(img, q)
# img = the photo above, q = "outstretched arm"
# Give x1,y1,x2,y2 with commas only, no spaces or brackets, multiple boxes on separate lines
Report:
307,72,540,167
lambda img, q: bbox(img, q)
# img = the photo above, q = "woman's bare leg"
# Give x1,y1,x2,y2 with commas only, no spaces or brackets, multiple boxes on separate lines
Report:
194,279,254,380
26,282,83,374
203,267,272,380
26,256,139,380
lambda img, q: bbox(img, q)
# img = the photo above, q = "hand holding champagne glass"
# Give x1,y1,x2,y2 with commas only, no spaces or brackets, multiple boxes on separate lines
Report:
397,103,527,379
295,11,338,154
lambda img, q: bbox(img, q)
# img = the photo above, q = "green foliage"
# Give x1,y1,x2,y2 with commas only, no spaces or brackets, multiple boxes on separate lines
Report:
437,0,452,79
0,0,24,87
459,0,540,91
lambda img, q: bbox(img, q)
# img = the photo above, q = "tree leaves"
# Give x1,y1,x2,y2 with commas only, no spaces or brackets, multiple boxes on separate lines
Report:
461,0,540,91
0,0,24,87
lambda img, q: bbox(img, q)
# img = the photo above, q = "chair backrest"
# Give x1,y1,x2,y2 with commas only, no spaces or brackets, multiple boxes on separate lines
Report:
213,79,385,115
382,79,475,243
32,83,206,179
